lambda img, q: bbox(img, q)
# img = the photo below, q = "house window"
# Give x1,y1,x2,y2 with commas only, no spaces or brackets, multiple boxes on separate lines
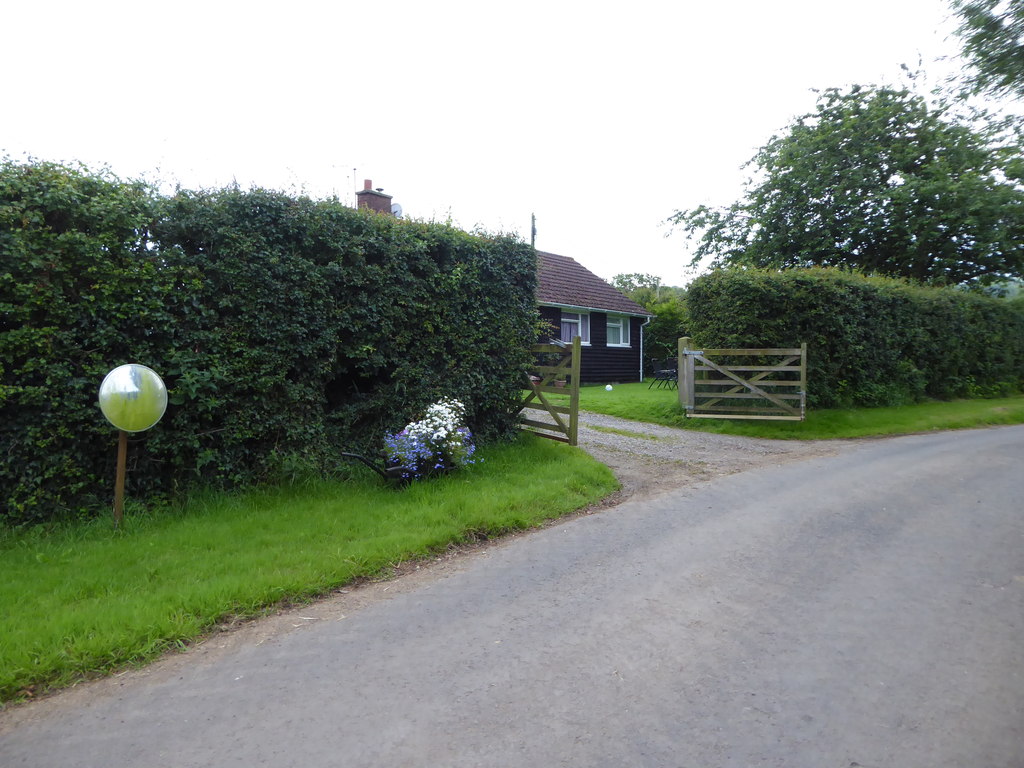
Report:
560,312,590,343
606,315,630,346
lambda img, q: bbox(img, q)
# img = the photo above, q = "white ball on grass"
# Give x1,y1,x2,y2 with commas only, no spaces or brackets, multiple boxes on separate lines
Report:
605,384,614,391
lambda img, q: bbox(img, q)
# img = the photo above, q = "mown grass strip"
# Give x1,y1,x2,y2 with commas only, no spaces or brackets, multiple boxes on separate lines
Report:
578,383,1024,439
588,424,661,440
0,435,616,704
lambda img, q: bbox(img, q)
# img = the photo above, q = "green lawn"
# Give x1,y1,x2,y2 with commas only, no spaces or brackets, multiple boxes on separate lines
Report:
0,435,616,704
578,382,1024,439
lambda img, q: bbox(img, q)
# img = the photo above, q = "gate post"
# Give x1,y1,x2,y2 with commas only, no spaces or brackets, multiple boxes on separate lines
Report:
568,335,581,446
678,336,694,413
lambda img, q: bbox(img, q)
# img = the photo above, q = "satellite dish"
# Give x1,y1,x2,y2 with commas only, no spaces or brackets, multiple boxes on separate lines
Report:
391,203,403,217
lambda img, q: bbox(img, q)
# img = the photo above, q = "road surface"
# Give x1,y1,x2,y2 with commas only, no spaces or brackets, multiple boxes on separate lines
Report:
2,426,1022,767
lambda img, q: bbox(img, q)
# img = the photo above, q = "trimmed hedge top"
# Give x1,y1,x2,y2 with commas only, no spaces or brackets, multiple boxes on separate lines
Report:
685,268,1024,408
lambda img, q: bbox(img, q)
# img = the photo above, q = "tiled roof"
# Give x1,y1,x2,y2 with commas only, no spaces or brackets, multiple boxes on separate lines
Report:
536,251,652,316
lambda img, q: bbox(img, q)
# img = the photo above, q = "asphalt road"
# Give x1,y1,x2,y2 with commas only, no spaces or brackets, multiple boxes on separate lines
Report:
2,426,1022,767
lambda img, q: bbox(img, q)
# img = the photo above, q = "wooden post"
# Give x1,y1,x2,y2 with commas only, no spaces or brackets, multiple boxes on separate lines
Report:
799,342,808,421
678,337,694,414
568,335,581,446
113,429,127,528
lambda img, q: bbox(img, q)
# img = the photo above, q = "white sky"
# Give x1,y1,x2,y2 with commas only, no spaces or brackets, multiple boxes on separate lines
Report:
4,0,969,285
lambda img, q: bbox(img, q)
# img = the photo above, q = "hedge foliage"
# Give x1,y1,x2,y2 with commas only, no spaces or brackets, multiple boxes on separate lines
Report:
685,268,1024,408
1,160,537,525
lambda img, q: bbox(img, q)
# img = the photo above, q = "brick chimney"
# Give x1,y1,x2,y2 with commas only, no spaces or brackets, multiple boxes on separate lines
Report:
355,179,394,214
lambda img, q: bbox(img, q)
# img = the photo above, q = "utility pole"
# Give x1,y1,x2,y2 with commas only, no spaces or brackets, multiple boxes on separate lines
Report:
531,213,537,247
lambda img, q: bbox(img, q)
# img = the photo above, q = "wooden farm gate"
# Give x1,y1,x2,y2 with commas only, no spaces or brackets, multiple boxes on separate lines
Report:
678,337,807,421
518,337,581,445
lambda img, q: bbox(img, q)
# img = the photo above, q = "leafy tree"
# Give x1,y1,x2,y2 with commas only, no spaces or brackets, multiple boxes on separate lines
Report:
951,0,1024,100
643,300,688,369
985,276,1024,297
670,84,1024,286
611,273,662,305
611,273,686,305
611,273,688,369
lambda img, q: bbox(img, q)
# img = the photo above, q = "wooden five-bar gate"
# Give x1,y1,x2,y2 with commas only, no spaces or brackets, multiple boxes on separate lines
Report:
678,337,807,421
518,337,581,445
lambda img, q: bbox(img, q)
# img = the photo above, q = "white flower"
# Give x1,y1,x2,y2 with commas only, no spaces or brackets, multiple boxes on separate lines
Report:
385,398,476,480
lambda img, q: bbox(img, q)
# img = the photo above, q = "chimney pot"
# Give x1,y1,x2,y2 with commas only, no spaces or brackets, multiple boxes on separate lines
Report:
363,179,372,190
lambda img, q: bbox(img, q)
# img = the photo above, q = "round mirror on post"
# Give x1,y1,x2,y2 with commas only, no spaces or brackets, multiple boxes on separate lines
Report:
98,364,168,433
98,364,168,526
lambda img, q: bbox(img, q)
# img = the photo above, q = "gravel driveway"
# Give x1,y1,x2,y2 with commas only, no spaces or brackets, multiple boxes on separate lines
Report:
577,410,851,503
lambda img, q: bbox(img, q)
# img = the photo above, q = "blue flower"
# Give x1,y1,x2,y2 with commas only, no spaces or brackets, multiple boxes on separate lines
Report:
383,398,477,481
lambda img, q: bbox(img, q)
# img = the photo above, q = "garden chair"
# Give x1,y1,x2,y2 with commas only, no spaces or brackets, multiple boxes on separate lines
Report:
648,358,678,389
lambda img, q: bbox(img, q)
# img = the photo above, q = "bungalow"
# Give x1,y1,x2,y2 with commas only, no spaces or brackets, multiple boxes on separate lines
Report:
536,250,653,383
354,183,651,382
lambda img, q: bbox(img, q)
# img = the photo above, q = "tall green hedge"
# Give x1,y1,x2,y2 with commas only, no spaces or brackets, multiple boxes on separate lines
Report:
685,268,1024,408
1,160,537,525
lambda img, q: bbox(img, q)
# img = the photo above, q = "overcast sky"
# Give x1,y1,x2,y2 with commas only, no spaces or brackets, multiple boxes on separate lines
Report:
4,0,969,285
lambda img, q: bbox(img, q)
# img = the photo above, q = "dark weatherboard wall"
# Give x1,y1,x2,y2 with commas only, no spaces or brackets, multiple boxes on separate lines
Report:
538,306,645,383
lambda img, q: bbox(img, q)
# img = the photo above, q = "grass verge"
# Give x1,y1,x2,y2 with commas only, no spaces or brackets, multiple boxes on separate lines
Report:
578,383,1024,439
0,435,616,704
588,424,661,440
